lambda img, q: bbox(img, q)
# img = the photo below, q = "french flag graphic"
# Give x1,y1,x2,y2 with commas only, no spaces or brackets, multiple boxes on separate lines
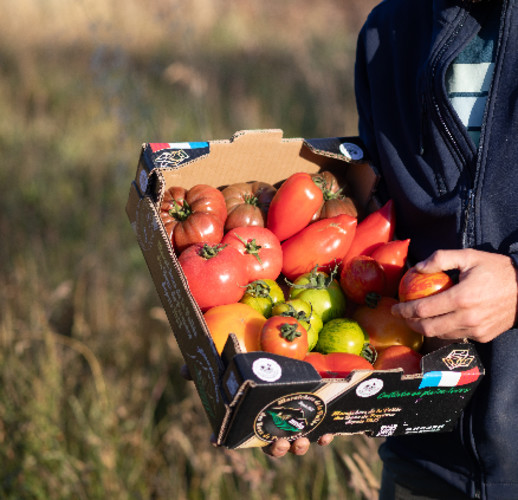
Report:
419,367,481,389
149,142,208,152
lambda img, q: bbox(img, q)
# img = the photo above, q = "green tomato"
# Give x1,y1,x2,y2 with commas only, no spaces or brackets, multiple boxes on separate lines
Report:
315,318,368,355
240,279,285,317
288,270,346,323
271,298,323,351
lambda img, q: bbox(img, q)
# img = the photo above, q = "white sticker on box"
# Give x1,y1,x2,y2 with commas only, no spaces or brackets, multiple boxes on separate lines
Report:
252,358,282,382
356,378,384,398
339,142,364,161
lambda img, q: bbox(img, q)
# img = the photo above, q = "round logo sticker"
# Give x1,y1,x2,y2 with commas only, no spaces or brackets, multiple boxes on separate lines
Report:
254,393,326,442
339,142,364,161
252,358,282,382
356,378,384,398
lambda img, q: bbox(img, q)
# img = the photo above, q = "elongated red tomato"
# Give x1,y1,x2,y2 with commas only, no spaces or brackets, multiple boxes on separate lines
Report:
370,239,410,297
343,200,396,265
281,214,357,281
266,172,324,241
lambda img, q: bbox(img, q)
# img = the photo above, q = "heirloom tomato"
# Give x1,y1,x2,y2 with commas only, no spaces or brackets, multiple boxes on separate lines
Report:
370,239,410,297
311,171,358,221
161,184,227,253
178,242,248,311
281,214,357,280
398,268,454,302
221,181,277,231
221,226,282,282
203,303,267,354
304,352,374,378
352,297,424,352
343,200,396,265
373,345,423,375
340,255,386,306
271,298,323,351
315,318,368,356
266,172,324,241
260,316,308,360
288,268,347,323
240,279,285,318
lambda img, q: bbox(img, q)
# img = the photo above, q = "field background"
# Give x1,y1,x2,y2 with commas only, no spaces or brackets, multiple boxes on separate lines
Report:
0,0,383,498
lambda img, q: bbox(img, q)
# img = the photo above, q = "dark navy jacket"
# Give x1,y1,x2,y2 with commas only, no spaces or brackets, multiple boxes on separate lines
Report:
355,0,518,498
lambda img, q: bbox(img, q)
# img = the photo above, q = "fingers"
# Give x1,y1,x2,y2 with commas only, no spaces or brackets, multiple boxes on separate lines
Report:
263,435,333,458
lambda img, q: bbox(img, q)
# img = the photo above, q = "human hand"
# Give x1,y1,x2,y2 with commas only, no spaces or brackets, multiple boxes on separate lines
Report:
263,434,334,458
392,249,518,343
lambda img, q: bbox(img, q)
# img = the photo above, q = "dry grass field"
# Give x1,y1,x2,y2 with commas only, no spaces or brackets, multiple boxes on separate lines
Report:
0,0,382,498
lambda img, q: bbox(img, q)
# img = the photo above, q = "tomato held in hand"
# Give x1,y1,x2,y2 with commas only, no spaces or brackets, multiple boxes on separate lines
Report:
266,172,324,241
221,181,277,231
398,268,454,302
222,226,283,282
352,296,424,352
161,184,227,253
281,214,357,280
370,239,410,297
204,303,267,354
260,316,309,360
304,352,374,378
340,255,386,306
178,242,248,311
373,345,423,375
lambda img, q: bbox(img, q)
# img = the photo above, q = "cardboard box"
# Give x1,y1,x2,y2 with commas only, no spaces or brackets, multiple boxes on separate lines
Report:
126,129,484,449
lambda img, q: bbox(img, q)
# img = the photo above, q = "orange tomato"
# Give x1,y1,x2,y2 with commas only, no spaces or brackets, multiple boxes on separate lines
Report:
398,268,454,302
373,345,423,375
352,296,424,352
203,303,267,354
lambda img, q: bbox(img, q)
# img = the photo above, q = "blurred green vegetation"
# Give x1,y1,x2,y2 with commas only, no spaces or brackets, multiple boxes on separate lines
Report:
0,0,382,498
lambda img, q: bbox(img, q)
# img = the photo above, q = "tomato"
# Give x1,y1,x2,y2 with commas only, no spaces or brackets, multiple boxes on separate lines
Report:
271,298,323,351
370,239,410,297
240,279,285,318
311,171,358,221
260,316,308,360
281,214,357,280
373,345,423,375
398,267,454,302
340,255,386,306
315,318,368,355
266,172,324,241
221,226,282,282
221,181,277,231
352,297,424,352
178,243,248,311
343,200,396,265
304,352,374,378
161,184,227,253
288,269,347,323
204,303,267,354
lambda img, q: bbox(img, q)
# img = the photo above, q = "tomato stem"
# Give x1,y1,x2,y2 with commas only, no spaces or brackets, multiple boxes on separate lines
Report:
198,243,227,259
168,199,192,221
233,233,263,264
280,323,302,342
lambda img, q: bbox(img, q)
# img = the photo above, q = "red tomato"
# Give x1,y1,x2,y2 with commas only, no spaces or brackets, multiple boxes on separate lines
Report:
340,255,386,306
304,352,374,378
281,214,357,281
221,226,283,282
373,345,423,375
266,172,324,241
161,184,227,253
370,239,410,297
343,200,396,265
260,316,308,360
352,297,424,352
204,303,267,354
221,181,277,231
398,268,454,302
178,243,248,311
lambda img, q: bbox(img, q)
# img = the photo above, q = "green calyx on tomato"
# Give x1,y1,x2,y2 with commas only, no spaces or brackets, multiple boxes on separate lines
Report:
233,233,263,264
287,267,347,323
240,279,285,317
279,322,303,342
197,243,228,259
